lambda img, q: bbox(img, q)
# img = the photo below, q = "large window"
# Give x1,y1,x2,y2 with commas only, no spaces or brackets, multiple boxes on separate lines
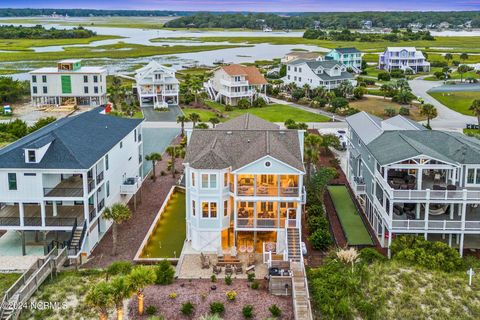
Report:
467,168,480,185
191,172,195,187
27,150,36,162
224,173,228,187
8,173,17,190
201,174,217,189
201,202,217,218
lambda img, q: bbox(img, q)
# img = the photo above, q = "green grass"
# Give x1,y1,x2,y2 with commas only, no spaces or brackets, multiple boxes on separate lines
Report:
0,35,122,51
428,91,480,116
0,69,21,75
183,108,218,122
424,71,480,81
140,189,186,259
0,42,247,62
0,273,20,297
327,185,373,246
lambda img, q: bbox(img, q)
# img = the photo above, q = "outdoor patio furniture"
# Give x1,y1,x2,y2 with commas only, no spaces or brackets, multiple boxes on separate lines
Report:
235,265,243,274
213,264,222,275
433,184,446,191
246,265,255,273
200,252,210,269
406,212,416,220
225,264,233,276
447,184,457,190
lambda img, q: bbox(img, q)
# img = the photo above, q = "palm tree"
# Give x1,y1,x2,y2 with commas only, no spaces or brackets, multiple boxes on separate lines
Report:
103,204,132,256
209,117,220,128
469,99,480,128
109,276,132,320
444,53,453,64
303,83,311,98
420,103,438,129
166,145,178,178
380,83,392,99
457,64,470,83
145,152,162,181
189,113,201,128
85,282,113,320
460,52,469,62
190,76,203,105
176,115,190,136
320,134,340,154
127,266,157,316
304,134,322,182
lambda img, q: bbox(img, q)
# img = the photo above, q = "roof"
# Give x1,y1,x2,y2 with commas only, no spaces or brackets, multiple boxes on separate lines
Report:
0,108,143,170
368,130,480,166
285,51,323,60
386,47,419,52
220,64,268,85
304,60,354,81
30,66,105,74
59,59,81,63
185,115,304,172
333,47,361,54
306,60,343,69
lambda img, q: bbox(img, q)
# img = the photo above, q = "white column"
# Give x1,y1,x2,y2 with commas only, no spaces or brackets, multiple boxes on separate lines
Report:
19,202,24,227
40,202,46,227
450,203,454,220
448,234,452,247
387,232,392,259
82,172,89,223
417,169,423,190
52,201,58,217
424,200,430,238
381,222,385,247
459,233,465,257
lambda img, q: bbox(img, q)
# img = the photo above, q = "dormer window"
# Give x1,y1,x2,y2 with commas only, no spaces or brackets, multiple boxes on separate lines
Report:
27,150,36,163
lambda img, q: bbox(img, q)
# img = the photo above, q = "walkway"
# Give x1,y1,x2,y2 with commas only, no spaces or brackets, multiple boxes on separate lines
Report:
142,105,183,122
409,77,476,131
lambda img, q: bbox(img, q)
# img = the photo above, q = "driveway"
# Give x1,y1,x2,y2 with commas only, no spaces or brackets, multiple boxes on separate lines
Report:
142,105,183,122
409,78,476,131
142,127,181,176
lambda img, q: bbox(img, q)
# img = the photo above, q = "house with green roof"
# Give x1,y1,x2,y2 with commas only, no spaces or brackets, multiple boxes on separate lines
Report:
346,111,480,256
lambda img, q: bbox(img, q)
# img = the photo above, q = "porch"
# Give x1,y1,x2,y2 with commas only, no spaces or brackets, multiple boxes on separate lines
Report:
235,174,300,197
236,201,298,229
43,174,90,198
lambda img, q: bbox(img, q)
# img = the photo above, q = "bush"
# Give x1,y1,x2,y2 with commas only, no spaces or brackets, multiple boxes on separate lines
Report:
390,69,405,78
291,88,305,101
155,260,175,285
313,97,328,108
309,228,333,250
359,248,386,264
330,97,349,111
169,292,177,299
247,272,255,282
307,204,324,217
242,305,254,319
224,275,232,285
308,215,329,233
181,301,195,316
384,107,397,117
353,86,366,99
377,71,391,81
225,105,234,111
210,274,217,282
146,305,157,316
250,281,260,290
269,304,282,317
225,290,237,301
431,61,448,68
398,107,410,116
252,97,266,108
106,261,132,278
210,302,225,315
298,97,311,105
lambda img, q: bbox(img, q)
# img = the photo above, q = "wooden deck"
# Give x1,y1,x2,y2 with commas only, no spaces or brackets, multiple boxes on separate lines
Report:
44,176,84,197
0,204,86,227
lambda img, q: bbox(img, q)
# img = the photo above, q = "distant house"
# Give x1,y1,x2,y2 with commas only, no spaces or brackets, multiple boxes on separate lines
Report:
134,61,179,109
281,51,324,64
206,64,268,106
325,47,363,73
438,21,450,29
284,60,356,90
29,59,107,108
362,20,373,29
378,47,430,74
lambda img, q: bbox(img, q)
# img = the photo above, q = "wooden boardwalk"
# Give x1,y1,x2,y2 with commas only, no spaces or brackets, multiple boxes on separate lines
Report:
291,261,313,320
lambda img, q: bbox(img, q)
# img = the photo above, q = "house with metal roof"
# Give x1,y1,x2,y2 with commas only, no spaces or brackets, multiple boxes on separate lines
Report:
0,107,144,260
325,47,363,73
284,59,356,90
346,111,480,256
183,114,306,262
378,47,430,73
135,61,179,109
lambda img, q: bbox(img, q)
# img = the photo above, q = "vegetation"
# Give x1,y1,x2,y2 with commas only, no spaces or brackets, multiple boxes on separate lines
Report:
470,99,480,127
242,305,254,319
154,260,175,285
0,25,96,39
429,91,480,116
180,301,195,317
268,304,282,317
304,28,434,42
127,265,157,315
209,301,225,315
0,76,29,103
0,273,20,297
420,103,438,128
0,117,56,147
103,203,132,256
145,152,163,181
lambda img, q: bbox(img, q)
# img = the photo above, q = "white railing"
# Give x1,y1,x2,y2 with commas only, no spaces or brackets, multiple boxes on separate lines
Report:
221,79,249,86
237,218,280,229
161,89,178,95
392,219,480,231
120,177,142,194
219,90,254,97
236,185,300,197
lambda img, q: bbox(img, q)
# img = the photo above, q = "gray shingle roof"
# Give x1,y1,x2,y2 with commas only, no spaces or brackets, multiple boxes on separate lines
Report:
0,107,143,169
334,47,361,54
306,60,343,70
185,115,304,172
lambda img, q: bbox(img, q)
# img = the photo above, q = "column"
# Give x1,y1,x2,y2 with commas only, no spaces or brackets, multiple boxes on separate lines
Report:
381,222,385,247
459,233,465,257
53,201,58,217
417,169,423,190
21,231,26,256
82,172,89,223
424,200,430,238
450,203,454,220
387,232,392,259
40,202,46,227
19,202,24,227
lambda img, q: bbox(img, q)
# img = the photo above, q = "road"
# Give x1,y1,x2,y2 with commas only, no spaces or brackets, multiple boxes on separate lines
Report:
409,77,477,131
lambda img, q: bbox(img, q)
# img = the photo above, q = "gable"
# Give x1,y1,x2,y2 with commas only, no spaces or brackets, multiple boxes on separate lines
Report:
234,155,303,174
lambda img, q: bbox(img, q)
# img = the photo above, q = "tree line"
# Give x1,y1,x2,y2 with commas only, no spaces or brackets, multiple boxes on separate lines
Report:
0,9,188,17
303,29,435,42
0,25,96,39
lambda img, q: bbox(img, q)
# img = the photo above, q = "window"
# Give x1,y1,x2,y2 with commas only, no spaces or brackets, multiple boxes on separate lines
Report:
287,75,290,80
210,174,217,188
134,129,137,142
42,75,47,83
105,154,109,170
234,76,241,82
27,150,36,162
287,66,290,71
210,202,217,217
24,173,36,176
93,75,98,83
32,87,37,94
106,181,110,197
83,75,88,83
299,77,302,82
120,141,123,149
299,68,302,72
202,202,209,217
94,86,99,94
224,173,228,187
201,173,217,189
191,172,195,187
84,86,89,94
201,174,209,188
43,86,48,94
32,75,37,83
294,67,297,72
192,200,196,216
224,200,228,216
202,202,217,218
468,169,475,184
8,173,17,190
294,76,297,81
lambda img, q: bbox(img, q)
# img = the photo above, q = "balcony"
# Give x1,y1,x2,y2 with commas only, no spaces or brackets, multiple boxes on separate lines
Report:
219,90,253,98
89,206,96,222
97,199,105,212
44,175,84,198
391,220,480,232
96,171,104,184
120,177,142,194
221,79,249,86
352,176,366,195
237,218,284,229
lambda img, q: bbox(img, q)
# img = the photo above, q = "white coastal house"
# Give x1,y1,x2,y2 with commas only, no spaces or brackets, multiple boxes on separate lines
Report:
281,51,323,64
135,61,179,109
29,59,107,107
0,107,144,259
378,47,430,73
346,112,480,256
205,64,268,106
325,47,363,73
284,60,356,90
183,114,306,261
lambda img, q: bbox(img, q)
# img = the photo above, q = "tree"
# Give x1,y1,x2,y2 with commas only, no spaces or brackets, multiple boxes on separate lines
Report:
303,83,311,98
85,282,113,320
155,260,175,285
0,77,29,103
166,145,179,178
380,83,393,99
353,86,366,100
176,115,190,136
457,64,470,83
145,152,162,181
304,134,322,182
28,117,56,134
103,204,132,256
209,117,220,128
336,81,354,98
109,276,132,320
189,76,204,105
108,76,123,109
320,134,340,154
469,99,480,128
420,103,438,129
460,52,469,62
189,113,201,129
444,53,453,64
127,266,156,316
308,167,338,204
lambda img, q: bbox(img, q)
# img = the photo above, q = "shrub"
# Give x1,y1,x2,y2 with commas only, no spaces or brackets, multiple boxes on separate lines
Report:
298,97,311,105
146,305,157,316
309,228,333,250
431,61,448,68
210,274,217,282
181,301,195,316
359,248,386,264
307,204,324,217
377,71,391,81
210,302,225,315
155,260,175,285
247,272,255,282
353,86,366,99
330,97,349,111
390,69,405,78
225,105,234,111
269,304,282,317
226,290,237,301
291,88,305,101
242,305,254,319
237,98,251,109
169,292,177,299
313,97,328,108
384,107,397,117
252,97,267,108
398,107,410,116
224,275,232,285
250,281,260,290
106,261,132,278
308,215,329,233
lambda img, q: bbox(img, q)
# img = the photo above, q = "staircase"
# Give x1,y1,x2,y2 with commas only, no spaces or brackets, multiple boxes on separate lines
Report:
291,261,313,320
287,228,302,262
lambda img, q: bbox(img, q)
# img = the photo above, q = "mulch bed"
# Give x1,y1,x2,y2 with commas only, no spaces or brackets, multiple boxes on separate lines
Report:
128,279,293,320
83,136,184,269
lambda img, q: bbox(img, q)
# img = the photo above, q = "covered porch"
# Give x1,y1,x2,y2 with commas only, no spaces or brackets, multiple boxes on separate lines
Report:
235,174,300,197
236,201,298,229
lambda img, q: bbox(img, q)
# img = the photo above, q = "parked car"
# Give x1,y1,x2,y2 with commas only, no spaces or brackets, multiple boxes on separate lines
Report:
301,242,307,256
335,130,347,150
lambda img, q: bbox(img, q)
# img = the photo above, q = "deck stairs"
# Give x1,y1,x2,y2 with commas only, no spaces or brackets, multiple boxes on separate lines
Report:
291,261,313,320
203,81,218,101
287,228,302,262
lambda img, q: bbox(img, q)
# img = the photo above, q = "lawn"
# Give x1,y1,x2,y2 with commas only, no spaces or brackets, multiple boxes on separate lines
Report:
0,35,122,51
139,189,186,259
428,91,480,116
0,273,20,297
424,71,480,81
327,185,373,246
350,97,426,121
182,107,218,122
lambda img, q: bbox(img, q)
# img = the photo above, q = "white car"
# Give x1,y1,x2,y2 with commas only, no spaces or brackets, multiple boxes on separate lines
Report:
336,130,347,150
301,242,307,256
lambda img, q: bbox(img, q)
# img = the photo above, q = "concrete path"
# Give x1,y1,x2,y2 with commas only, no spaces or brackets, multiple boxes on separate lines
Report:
269,97,345,122
142,105,183,122
409,77,476,131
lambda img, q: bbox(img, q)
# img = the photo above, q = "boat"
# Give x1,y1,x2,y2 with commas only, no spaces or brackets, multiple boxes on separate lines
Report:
213,59,224,65
263,27,273,32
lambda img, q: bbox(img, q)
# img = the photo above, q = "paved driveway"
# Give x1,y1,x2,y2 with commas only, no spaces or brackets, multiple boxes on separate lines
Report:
142,127,181,176
142,105,183,122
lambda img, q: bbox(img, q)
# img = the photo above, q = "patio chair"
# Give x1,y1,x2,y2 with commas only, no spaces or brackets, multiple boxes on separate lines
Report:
200,252,210,269
213,264,222,275
235,264,243,275
225,264,233,276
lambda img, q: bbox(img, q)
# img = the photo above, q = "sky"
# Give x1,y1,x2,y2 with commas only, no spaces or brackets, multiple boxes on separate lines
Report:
1,0,480,12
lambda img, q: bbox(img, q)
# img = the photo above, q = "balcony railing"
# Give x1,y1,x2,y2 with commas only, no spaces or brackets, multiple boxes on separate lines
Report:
392,219,480,231
237,218,282,229
89,207,97,222
0,216,77,227
120,177,142,194
44,187,83,198
138,134,142,142
88,179,95,193
97,199,105,212
352,176,366,195
219,90,253,97
221,79,249,86
236,185,300,197
96,172,104,184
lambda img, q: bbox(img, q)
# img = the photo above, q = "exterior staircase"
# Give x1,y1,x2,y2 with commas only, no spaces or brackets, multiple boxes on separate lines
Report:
287,228,301,262
291,261,313,320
